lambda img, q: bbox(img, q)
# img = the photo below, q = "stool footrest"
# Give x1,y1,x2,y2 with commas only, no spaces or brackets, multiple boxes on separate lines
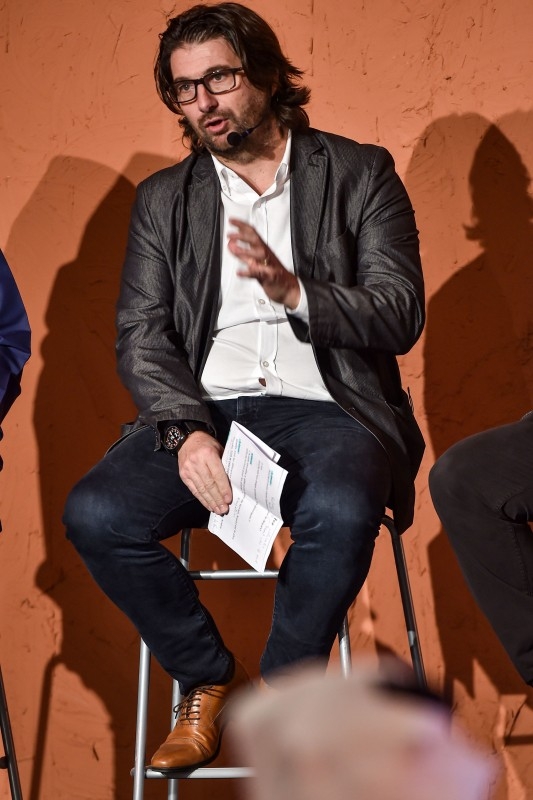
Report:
138,766,254,779
189,569,278,580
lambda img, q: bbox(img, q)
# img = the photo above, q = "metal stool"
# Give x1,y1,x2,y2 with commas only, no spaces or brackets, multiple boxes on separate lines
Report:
132,515,426,799
0,666,23,800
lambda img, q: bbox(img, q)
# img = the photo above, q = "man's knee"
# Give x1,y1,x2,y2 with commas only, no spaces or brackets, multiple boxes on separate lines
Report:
429,438,487,525
63,475,121,555
429,449,456,506
302,491,371,529
294,483,383,564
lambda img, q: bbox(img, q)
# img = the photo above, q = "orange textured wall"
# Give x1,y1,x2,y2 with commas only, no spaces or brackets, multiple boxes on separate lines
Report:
1,1,533,798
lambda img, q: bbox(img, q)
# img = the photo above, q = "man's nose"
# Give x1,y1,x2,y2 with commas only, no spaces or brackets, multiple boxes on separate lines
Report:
196,84,218,112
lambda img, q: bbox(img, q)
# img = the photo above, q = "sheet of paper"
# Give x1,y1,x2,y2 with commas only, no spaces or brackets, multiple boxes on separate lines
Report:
208,421,288,571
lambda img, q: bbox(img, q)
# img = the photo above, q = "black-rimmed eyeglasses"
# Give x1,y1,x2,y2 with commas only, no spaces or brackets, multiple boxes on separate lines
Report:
172,67,245,105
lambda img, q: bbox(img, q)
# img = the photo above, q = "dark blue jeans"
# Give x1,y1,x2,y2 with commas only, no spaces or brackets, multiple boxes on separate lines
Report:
64,397,391,693
429,413,533,684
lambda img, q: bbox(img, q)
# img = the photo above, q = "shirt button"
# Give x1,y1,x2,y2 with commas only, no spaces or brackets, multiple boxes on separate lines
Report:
262,361,269,367
258,299,265,305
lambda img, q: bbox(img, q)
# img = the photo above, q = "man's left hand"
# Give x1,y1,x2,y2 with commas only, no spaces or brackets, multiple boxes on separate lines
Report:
227,219,301,309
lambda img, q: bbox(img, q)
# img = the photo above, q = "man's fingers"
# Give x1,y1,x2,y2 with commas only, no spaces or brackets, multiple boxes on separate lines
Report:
182,468,232,514
178,433,232,514
227,218,300,308
187,475,231,514
227,218,272,263
227,237,273,268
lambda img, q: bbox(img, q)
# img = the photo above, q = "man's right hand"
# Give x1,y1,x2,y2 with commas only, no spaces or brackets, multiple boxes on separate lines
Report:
178,431,232,515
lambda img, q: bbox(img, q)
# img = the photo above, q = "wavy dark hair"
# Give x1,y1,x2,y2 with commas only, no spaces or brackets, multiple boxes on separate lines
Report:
155,2,310,152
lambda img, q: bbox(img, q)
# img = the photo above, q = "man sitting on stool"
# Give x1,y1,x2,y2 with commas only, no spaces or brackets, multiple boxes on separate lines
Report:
63,2,425,771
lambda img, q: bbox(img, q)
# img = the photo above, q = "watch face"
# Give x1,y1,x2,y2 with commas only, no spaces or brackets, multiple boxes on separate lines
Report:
163,425,186,452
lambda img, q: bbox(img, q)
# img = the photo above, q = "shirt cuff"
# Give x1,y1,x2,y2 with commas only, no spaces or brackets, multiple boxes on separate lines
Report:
285,278,309,323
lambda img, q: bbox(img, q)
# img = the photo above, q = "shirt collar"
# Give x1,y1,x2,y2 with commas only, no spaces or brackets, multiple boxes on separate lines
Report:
211,130,292,198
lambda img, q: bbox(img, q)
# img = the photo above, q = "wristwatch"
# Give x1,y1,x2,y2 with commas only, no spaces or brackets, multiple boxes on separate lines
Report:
161,421,212,456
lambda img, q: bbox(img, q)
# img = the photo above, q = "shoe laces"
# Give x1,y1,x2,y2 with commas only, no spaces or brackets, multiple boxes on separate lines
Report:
173,685,224,723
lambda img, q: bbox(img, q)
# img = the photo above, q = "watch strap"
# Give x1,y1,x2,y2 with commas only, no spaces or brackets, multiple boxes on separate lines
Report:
160,420,214,455
181,420,213,436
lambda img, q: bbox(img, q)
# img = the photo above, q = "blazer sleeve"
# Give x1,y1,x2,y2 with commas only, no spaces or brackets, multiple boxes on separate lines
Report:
295,146,424,356
116,180,213,430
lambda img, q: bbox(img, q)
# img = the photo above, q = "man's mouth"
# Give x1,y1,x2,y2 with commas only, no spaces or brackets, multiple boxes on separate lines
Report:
202,117,229,135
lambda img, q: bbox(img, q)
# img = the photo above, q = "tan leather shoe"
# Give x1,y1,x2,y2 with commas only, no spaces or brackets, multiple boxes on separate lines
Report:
150,659,249,771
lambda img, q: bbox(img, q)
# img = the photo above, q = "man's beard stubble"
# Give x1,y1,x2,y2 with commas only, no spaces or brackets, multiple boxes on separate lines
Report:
195,94,274,158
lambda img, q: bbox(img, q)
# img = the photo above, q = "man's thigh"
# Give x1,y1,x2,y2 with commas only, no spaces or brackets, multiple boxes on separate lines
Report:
215,398,392,528
69,425,210,540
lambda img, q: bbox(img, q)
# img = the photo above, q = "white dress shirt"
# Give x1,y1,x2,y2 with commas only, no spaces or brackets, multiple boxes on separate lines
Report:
200,132,331,402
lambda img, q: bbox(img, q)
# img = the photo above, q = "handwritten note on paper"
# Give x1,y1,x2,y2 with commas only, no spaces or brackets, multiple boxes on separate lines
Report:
208,421,288,571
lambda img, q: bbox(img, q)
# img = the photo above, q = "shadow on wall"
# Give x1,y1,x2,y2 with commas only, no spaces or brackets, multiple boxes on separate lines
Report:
7,153,176,800
7,152,277,800
406,113,533,705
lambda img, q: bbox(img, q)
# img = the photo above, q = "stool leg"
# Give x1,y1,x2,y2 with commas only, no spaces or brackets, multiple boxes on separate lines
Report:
382,517,427,689
162,528,192,799
180,528,191,569
338,617,352,677
132,640,151,800
166,680,182,800
0,666,23,800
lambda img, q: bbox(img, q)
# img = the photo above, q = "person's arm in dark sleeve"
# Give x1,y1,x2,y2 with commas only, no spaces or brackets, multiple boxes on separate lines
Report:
293,147,425,355
0,250,31,425
116,181,214,432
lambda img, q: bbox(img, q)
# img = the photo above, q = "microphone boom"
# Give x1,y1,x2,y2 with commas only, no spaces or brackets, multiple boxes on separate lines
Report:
226,120,262,147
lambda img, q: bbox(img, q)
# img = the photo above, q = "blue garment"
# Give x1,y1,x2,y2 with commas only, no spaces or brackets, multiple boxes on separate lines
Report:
0,250,31,426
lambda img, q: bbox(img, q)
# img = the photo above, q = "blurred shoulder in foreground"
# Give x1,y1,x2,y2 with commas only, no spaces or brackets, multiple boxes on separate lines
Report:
230,659,494,800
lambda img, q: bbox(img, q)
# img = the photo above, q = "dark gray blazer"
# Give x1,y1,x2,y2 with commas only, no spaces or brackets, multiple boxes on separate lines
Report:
116,128,425,532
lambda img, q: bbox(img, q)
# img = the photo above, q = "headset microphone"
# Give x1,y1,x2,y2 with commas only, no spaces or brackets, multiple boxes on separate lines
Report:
226,121,261,147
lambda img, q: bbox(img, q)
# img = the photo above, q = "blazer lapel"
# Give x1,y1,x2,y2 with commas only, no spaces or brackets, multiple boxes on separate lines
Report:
290,131,328,279
186,154,221,375
188,154,220,277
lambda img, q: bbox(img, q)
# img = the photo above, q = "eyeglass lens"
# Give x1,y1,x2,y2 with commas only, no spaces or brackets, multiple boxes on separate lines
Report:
175,69,240,104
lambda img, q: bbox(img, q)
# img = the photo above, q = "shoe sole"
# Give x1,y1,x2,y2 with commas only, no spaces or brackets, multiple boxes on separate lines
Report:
149,739,221,774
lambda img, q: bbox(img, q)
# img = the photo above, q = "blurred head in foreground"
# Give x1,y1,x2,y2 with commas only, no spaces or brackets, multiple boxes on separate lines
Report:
230,660,494,800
